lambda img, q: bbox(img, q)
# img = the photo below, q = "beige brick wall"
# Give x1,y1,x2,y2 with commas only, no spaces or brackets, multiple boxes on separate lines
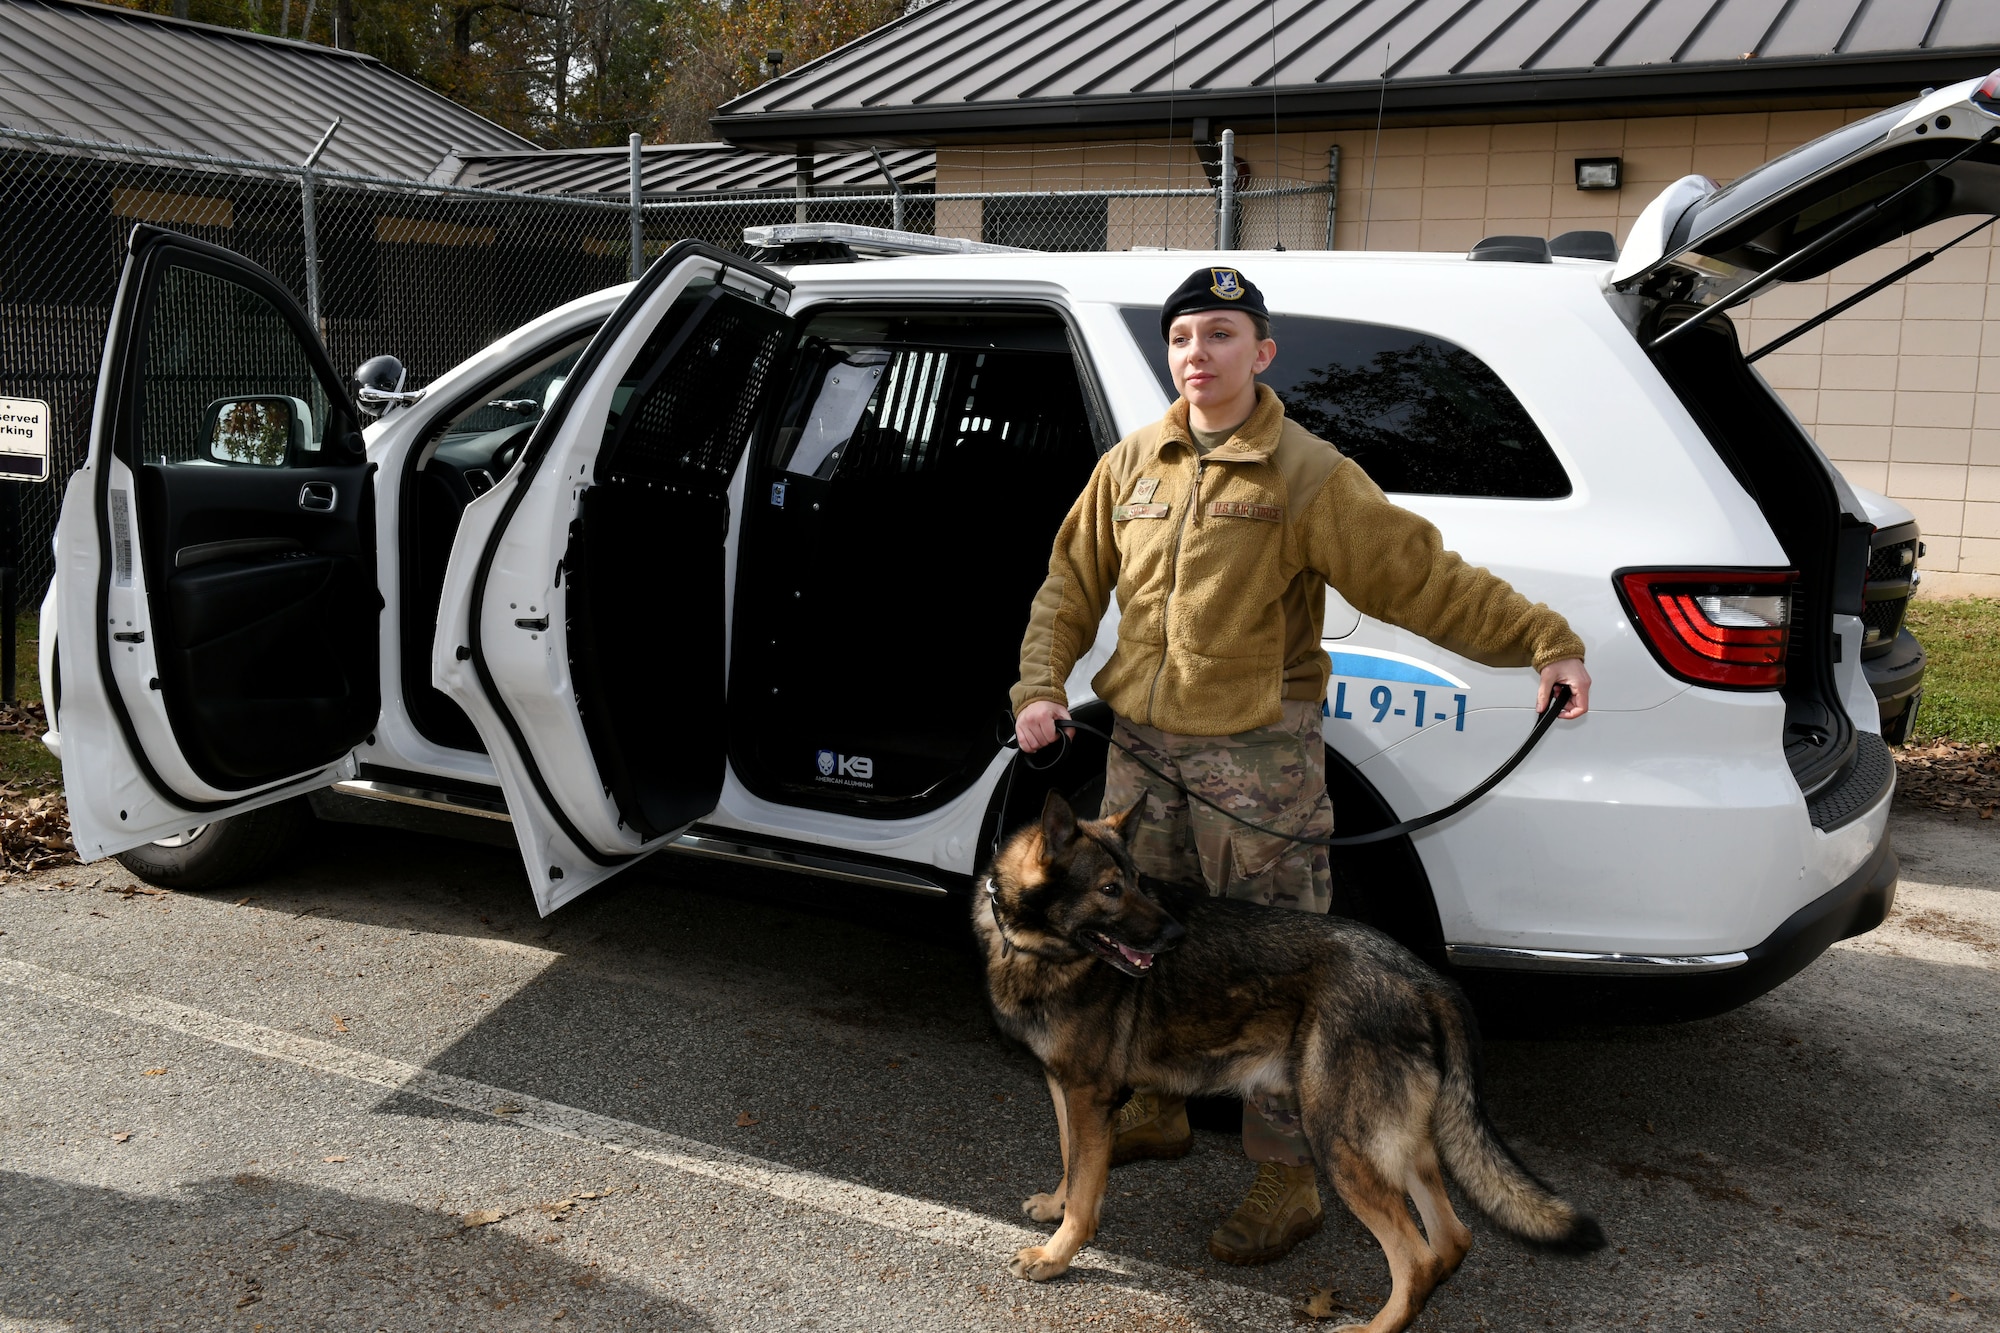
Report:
939,113,1999,597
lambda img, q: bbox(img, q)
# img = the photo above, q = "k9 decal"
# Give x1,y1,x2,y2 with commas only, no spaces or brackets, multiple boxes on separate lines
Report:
1323,647,1471,733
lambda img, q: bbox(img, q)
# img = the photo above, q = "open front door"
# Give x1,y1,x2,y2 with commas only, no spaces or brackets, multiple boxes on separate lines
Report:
55,225,379,860
434,242,794,912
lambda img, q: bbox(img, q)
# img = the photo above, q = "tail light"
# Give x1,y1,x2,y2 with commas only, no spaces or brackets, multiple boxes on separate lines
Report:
1978,69,2000,108
1616,569,1796,689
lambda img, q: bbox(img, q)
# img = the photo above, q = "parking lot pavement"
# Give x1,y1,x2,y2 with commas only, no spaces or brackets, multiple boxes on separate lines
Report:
0,808,1994,1332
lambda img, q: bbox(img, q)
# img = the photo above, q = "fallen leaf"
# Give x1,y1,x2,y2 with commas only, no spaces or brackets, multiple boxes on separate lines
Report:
142,1068,168,1077
1304,1287,1344,1319
539,1200,575,1217
233,896,252,906
992,1093,1007,1102
492,1103,521,1116
1950,1291,1966,1302
462,1208,511,1228
331,1016,349,1034
323,1155,348,1163
236,1294,261,1309
112,1132,131,1143
734,1111,760,1127
573,1191,609,1200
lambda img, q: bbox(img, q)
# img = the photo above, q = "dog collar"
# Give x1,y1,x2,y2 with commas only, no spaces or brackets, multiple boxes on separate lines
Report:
980,877,1016,959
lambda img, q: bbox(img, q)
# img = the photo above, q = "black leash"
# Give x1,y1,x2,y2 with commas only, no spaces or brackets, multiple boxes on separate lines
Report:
996,684,1571,852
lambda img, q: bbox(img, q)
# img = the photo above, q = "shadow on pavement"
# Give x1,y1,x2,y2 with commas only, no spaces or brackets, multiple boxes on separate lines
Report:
130,813,2000,1326
0,1168,705,1331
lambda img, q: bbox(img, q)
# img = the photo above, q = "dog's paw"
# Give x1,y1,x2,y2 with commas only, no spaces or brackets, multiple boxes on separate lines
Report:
1021,1192,1066,1223
1008,1245,1070,1282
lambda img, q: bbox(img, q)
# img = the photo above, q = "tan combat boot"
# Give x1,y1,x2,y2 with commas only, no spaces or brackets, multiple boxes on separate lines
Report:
1206,1161,1323,1264
1110,1091,1193,1166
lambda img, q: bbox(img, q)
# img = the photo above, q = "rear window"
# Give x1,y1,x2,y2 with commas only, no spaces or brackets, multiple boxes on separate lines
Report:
1119,308,1570,499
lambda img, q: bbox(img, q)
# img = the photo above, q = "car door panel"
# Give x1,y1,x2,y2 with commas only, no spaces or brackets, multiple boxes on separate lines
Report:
55,225,377,859
140,459,377,785
434,242,793,912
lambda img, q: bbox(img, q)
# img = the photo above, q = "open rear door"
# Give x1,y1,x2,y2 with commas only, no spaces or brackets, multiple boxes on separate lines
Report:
55,225,379,859
1614,72,2000,331
434,242,794,912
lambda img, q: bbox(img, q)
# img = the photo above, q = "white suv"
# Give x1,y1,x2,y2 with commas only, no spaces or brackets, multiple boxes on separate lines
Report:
48,74,1999,1019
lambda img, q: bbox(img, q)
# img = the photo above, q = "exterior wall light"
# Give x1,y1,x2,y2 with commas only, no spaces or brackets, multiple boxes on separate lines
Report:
1575,157,1622,190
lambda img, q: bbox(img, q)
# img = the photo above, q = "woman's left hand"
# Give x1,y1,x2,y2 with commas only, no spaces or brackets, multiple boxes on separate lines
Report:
1538,658,1590,719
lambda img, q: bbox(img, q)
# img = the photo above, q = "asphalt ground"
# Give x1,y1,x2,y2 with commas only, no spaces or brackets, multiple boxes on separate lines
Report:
0,805,1994,1332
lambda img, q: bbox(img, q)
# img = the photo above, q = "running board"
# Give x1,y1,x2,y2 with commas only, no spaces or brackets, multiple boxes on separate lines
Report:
666,832,951,897
332,778,512,821
1445,944,1749,974
328,781,950,897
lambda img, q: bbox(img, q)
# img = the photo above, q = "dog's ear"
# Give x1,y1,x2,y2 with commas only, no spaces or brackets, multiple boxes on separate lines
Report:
1096,798,1141,838
1038,790,1077,860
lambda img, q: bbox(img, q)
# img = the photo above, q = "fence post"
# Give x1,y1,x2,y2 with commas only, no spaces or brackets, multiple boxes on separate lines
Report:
299,118,341,335
629,133,645,281
794,148,812,224
870,147,905,232
0,482,15,704
1218,127,1236,251
1324,144,1340,250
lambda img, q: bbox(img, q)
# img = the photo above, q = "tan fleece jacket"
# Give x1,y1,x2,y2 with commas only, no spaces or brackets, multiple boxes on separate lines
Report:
1011,385,1585,737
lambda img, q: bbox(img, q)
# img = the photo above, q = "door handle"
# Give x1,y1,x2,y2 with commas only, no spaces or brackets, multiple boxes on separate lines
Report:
298,481,337,512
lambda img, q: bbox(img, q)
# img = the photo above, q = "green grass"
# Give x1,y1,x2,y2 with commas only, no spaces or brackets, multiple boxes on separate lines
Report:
1,605,60,795
1902,597,2000,746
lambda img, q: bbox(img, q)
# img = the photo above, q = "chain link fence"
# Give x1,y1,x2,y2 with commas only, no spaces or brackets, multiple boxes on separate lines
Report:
0,125,1334,602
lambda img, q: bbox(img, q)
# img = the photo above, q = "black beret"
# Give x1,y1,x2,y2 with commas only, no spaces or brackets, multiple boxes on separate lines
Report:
1159,265,1268,339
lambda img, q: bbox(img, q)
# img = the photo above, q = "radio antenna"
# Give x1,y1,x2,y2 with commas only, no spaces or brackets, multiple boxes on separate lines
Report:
1269,0,1283,249
1362,41,1389,251
1166,22,1178,249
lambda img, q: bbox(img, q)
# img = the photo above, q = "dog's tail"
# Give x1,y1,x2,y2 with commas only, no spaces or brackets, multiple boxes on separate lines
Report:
1428,991,1605,1252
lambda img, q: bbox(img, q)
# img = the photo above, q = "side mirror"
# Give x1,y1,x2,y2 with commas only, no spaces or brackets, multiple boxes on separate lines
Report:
203,396,311,466
353,354,424,416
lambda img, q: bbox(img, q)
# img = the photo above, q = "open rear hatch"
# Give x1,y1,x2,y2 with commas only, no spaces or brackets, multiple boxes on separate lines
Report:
1614,71,2000,798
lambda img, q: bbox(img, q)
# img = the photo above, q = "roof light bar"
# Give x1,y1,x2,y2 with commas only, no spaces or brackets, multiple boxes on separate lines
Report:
741,222,1030,258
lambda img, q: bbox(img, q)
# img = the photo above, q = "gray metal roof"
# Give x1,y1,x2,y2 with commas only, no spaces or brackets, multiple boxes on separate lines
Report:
715,0,2000,147
0,0,532,178
453,142,934,196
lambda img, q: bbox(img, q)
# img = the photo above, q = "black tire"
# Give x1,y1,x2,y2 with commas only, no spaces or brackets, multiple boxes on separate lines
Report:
114,797,312,891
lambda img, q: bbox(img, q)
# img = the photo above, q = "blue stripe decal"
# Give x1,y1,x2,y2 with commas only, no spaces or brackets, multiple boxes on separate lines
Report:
1327,651,1461,688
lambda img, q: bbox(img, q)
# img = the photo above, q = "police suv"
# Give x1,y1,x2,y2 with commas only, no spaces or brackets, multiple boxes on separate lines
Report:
45,74,1999,1019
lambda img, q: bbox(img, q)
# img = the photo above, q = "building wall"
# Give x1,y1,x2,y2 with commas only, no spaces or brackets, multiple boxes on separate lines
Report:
939,110,1999,598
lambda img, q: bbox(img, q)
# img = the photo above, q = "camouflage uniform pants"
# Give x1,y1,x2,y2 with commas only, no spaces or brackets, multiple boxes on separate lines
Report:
1102,699,1334,1168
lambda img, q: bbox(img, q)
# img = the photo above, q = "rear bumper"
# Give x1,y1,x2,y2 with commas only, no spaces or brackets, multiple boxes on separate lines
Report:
1453,826,1898,1023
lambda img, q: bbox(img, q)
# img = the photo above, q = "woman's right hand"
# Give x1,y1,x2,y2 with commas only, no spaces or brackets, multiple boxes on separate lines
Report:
1015,700,1071,754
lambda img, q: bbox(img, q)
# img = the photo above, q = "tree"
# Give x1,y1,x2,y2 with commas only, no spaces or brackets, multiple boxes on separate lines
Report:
654,0,903,144
99,0,902,149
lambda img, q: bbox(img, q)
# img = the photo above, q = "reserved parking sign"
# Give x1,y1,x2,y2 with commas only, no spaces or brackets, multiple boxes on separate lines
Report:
0,397,50,483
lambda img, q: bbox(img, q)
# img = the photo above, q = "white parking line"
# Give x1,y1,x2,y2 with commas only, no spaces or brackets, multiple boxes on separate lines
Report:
0,955,1293,1328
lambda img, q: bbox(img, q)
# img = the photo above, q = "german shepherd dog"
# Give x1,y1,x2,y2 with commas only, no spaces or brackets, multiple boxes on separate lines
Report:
975,791,1603,1332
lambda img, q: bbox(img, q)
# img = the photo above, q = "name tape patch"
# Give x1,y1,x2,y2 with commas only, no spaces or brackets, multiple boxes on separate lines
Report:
1113,503,1171,521
1207,500,1282,522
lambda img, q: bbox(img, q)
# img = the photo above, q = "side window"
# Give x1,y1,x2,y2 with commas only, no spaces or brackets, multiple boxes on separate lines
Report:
138,264,334,467
1117,307,1570,499
419,336,591,494
776,313,1094,479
